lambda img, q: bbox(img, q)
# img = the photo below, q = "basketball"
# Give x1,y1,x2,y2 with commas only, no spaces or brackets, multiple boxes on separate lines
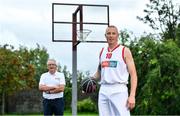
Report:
80,77,97,93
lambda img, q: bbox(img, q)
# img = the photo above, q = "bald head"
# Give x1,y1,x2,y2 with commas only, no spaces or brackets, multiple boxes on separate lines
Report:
105,25,119,35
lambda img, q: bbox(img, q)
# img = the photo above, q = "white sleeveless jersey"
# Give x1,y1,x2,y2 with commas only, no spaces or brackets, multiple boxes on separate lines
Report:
99,44,129,84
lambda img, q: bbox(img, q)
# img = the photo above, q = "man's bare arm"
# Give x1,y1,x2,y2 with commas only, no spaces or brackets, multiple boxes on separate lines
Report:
49,85,65,94
92,64,101,81
125,47,138,110
39,84,56,92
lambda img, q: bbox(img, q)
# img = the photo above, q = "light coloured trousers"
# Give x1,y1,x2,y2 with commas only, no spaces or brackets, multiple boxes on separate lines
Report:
98,84,130,116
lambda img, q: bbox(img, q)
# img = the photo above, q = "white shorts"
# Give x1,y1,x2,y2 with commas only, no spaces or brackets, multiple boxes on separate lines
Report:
98,84,130,116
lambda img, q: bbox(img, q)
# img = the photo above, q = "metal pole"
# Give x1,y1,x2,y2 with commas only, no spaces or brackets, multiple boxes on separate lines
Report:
72,13,77,116
72,5,83,116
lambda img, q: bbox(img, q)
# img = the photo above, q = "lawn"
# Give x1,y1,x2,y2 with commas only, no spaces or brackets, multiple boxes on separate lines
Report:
4,111,98,116
65,111,98,116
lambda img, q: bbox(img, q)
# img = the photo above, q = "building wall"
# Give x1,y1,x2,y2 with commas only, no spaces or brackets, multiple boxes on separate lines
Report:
7,89,43,114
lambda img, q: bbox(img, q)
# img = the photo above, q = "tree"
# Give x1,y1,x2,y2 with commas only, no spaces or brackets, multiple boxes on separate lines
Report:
0,44,35,114
18,44,49,85
176,23,180,47
0,44,49,114
129,35,180,114
118,29,134,46
137,0,180,40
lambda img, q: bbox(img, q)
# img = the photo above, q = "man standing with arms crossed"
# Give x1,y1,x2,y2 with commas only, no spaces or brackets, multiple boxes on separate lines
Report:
39,59,65,116
93,25,137,116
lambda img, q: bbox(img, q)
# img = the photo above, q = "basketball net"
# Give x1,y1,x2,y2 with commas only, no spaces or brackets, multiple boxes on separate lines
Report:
76,29,92,42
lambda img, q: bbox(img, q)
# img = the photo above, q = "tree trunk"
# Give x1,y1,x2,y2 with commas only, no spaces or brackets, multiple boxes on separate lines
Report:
1,91,5,115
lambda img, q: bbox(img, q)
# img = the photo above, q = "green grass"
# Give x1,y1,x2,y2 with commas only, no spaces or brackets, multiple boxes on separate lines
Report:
3,111,98,116
64,110,98,116
3,114,98,116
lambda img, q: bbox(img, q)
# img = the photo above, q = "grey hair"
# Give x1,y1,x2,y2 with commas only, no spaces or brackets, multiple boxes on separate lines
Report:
47,59,57,65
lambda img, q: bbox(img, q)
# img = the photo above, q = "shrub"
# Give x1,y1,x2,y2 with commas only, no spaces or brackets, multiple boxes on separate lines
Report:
77,97,97,112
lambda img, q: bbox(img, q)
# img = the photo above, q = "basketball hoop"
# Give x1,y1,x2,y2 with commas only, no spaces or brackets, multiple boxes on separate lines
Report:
76,29,92,42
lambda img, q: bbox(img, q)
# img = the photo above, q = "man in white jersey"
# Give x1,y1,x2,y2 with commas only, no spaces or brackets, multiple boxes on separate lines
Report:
39,59,65,116
93,25,137,116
